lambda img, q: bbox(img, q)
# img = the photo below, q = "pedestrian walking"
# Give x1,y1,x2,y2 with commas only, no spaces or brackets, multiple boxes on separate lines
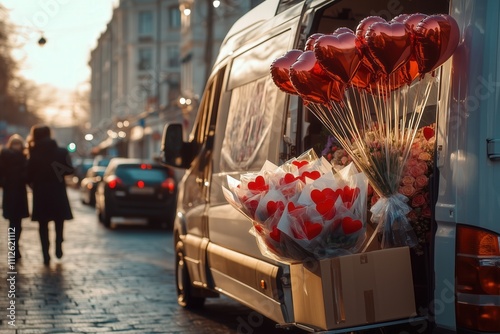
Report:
27,125,74,265
0,134,30,260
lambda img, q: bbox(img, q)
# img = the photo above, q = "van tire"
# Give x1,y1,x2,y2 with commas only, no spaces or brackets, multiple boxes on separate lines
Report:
176,241,205,309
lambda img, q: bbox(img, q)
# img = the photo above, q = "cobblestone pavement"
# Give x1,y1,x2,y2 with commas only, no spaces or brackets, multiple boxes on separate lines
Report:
0,188,305,334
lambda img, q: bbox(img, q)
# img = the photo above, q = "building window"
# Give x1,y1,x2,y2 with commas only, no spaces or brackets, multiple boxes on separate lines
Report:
138,48,153,70
138,11,153,35
168,6,181,29
167,46,180,67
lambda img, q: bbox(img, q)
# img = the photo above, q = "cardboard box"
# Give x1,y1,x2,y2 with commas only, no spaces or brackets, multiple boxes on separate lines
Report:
290,247,416,331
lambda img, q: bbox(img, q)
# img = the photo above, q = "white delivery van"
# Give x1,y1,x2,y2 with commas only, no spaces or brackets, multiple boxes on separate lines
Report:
161,0,500,333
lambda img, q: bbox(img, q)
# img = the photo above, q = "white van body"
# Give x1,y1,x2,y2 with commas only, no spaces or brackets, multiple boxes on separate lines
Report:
161,0,500,333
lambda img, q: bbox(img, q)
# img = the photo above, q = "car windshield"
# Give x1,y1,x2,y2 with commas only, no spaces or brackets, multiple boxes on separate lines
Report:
115,165,168,183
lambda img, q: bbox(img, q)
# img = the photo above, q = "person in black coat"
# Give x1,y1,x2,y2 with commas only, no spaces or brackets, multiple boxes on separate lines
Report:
27,125,74,265
0,134,30,260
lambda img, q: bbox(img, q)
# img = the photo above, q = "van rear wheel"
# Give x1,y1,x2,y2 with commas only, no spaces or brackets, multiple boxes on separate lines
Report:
175,241,205,309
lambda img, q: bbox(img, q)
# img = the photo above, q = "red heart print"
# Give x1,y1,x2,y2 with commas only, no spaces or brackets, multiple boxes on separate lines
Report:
316,198,336,220
269,226,281,242
341,217,363,235
311,189,325,204
283,173,296,184
254,224,264,234
311,188,342,204
247,200,259,216
423,127,435,141
287,202,304,212
304,221,323,240
342,186,360,205
267,201,284,216
248,175,268,192
298,170,321,183
292,160,309,169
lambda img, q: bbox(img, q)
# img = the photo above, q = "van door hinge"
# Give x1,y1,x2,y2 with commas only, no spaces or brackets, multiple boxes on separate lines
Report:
486,139,500,160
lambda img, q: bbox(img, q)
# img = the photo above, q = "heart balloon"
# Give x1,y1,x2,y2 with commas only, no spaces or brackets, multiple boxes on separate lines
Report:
355,16,386,77
413,14,460,74
365,21,412,75
404,13,427,31
304,33,324,51
391,14,409,24
351,61,375,89
270,49,303,95
333,27,354,36
289,51,345,104
388,58,419,90
315,32,363,84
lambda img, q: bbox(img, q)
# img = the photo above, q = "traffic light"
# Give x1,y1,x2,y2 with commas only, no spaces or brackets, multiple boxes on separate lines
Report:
67,142,77,153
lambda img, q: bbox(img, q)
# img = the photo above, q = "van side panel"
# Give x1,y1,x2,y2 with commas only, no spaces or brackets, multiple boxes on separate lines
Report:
435,0,500,331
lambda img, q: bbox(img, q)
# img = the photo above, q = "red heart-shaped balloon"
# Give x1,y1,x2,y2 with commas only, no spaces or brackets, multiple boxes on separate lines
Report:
292,160,309,169
304,33,324,51
289,51,345,105
365,21,412,76
355,16,386,74
404,13,427,32
391,14,409,24
333,27,354,36
351,61,375,89
248,175,268,192
413,14,460,74
341,217,363,234
269,225,281,242
270,50,303,95
389,59,419,89
304,221,323,240
267,200,285,216
315,32,363,84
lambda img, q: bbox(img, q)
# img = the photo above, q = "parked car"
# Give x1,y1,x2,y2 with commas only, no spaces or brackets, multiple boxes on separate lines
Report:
95,158,176,228
68,158,93,187
93,155,111,168
80,166,106,206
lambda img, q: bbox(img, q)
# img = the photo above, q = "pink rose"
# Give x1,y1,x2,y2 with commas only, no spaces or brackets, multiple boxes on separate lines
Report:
402,175,416,186
399,185,416,197
411,147,423,158
341,156,349,165
407,210,419,222
422,206,432,218
411,193,426,207
418,152,432,161
407,158,418,167
410,165,426,178
415,175,429,188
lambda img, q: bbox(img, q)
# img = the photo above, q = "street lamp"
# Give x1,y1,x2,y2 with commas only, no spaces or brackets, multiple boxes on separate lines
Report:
213,0,221,8
84,134,94,141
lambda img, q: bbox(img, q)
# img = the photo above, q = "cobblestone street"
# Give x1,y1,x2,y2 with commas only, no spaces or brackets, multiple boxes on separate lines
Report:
0,188,302,334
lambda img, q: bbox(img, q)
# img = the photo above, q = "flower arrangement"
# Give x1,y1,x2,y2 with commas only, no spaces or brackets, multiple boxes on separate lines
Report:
223,150,368,262
324,123,436,254
271,13,459,249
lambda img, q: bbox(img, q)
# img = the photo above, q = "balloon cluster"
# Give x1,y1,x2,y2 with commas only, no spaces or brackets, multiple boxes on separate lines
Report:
271,13,460,104
270,13,460,250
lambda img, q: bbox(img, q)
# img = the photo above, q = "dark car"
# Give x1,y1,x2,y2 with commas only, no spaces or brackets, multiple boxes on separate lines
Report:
80,166,106,206
70,158,94,187
95,158,176,228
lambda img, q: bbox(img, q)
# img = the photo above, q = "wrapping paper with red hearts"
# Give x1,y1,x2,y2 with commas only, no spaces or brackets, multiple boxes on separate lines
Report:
222,149,368,263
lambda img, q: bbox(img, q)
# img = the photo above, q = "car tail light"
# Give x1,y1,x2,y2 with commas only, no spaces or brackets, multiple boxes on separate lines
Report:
140,164,152,170
456,225,500,332
161,178,175,192
137,180,145,188
107,176,123,189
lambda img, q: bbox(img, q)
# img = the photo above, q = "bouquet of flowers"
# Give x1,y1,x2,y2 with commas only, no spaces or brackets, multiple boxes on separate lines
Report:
222,149,368,262
270,13,459,249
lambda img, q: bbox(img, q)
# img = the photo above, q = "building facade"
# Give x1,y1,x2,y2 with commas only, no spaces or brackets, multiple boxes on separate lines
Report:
89,0,262,160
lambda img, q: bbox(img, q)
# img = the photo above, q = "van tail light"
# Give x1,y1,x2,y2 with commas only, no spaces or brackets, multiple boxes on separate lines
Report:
456,225,500,332
107,176,123,189
161,178,175,193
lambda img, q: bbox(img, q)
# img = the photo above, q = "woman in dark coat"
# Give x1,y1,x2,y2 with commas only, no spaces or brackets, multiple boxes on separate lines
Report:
0,134,30,259
27,125,74,265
